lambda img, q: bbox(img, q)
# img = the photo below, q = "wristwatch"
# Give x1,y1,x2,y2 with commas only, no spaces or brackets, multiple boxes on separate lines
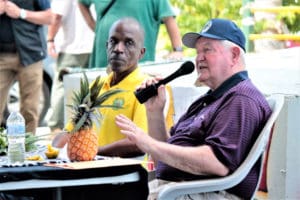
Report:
19,9,27,19
173,46,183,52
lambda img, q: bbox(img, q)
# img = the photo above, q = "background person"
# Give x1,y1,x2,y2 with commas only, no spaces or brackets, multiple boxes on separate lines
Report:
46,0,95,136
0,0,52,134
115,18,272,199
78,0,183,68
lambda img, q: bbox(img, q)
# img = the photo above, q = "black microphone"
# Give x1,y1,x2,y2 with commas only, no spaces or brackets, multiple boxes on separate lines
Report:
134,61,195,104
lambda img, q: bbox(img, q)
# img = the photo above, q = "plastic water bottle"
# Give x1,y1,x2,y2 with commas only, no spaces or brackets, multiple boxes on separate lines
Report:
6,111,26,164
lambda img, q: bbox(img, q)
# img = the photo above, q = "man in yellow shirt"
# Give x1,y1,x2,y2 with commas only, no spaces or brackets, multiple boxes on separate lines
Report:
94,67,149,157
53,17,174,158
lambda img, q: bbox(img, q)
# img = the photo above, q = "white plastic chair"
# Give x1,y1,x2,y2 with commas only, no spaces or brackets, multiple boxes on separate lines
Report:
157,94,284,200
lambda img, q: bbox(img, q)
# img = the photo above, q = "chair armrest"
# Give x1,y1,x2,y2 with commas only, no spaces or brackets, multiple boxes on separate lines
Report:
157,131,269,200
158,175,241,200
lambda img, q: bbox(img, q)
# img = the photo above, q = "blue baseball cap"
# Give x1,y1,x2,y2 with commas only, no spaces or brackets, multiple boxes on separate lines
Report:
182,18,246,52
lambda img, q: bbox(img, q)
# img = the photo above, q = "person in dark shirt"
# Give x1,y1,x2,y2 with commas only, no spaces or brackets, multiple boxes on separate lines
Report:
115,18,272,199
0,0,52,134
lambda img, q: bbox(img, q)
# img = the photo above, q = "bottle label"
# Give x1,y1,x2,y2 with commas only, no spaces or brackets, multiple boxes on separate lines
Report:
7,124,25,135
8,137,25,144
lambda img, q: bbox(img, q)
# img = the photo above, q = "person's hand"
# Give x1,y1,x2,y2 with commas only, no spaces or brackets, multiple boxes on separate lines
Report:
0,0,6,15
47,41,58,58
52,131,70,148
137,76,166,113
115,114,153,152
5,1,20,19
165,51,184,61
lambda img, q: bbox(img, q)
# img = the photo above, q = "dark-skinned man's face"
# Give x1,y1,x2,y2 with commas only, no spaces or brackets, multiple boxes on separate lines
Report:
106,22,145,74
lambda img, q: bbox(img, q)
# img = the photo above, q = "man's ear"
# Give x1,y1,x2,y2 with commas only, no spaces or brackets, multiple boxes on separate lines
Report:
139,47,146,60
231,46,240,64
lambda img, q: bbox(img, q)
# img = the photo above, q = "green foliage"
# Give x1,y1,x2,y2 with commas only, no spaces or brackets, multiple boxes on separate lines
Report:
25,133,51,152
253,19,277,34
283,14,300,33
282,0,300,33
0,127,8,155
157,0,243,57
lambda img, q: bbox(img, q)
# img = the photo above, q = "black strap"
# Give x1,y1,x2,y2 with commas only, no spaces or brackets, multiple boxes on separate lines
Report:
100,0,116,20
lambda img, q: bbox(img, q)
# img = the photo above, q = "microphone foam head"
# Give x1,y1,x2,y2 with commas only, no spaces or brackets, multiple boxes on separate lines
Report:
180,61,195,75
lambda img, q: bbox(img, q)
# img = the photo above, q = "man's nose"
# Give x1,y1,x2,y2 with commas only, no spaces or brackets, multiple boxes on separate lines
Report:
114,42,125,52
196,52,205,62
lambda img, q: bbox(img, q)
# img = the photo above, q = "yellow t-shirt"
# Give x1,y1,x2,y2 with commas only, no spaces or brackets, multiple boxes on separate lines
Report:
96,68,149,146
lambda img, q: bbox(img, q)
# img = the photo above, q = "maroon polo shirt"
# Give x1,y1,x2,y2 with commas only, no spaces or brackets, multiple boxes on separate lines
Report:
156,71,272,199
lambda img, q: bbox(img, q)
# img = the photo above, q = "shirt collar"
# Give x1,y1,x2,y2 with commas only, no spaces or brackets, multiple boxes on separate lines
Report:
104,67,141,88
203,71,249,105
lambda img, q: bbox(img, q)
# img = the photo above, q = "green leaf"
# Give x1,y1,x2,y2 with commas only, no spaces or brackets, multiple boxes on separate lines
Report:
93,89,124,107
72,112,88,133
25,133,50,145
90,76,104,101
90,110,103,131
81,92,91,106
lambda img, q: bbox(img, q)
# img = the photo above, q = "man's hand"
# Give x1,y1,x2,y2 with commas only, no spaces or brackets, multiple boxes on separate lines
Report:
5,1,20,19
47,41,58,58
165,51,184,61
0,0,6,15
137,76,166,113
115,114,152,153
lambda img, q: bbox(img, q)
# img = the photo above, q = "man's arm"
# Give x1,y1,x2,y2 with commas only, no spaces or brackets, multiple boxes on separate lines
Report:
115,114,229,176
142,80,170,142
146,98,169,142
151,141,229,176
98,138,144,158
5,1,52,25
47,13,62,58
163,16,184,59
78,2,95,32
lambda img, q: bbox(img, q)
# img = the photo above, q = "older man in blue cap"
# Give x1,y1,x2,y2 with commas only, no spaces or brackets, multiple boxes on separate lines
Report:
115,18,272,200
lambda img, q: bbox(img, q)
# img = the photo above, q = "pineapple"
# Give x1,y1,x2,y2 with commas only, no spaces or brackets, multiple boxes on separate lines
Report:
67,72,123,161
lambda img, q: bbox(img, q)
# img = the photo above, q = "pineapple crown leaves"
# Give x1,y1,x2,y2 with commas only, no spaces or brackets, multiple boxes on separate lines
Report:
72,112,88,133
71,110,103,134
67,72,124,133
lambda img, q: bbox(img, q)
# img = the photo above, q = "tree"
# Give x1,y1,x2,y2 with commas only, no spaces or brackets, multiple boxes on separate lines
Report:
282,0,300,33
